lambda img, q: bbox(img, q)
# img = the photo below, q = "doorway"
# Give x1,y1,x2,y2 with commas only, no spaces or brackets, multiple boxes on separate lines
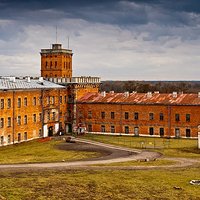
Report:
48,126,53,136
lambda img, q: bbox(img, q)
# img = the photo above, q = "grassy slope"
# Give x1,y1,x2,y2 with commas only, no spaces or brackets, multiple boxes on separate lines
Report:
82,134,200,158
0,167,200,200
0,139,99,164
0,136,199,199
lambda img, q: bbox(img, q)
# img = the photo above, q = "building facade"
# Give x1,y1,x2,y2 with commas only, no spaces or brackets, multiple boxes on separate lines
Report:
41,43,101,133
41,44,73,78
76,91,200,138
0,77,68,146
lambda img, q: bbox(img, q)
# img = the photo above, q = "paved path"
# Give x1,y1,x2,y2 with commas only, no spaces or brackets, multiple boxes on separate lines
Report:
0,138,199,171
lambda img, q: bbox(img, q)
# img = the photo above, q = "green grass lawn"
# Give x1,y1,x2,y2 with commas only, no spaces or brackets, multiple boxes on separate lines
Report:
81,134,200,158
93,158,177,167
0,136,199,199
0,139,99,164
0,167,200,200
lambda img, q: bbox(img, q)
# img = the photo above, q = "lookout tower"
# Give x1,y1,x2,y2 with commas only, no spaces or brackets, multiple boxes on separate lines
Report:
40,44,73,78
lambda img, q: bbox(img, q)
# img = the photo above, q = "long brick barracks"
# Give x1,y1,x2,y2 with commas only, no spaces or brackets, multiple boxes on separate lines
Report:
0,43,200,146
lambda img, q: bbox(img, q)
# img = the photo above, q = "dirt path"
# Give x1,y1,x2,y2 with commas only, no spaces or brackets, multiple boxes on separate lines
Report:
0,138,199,171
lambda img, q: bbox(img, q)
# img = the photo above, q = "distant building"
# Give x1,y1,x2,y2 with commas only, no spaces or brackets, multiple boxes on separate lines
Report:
76,91,200,138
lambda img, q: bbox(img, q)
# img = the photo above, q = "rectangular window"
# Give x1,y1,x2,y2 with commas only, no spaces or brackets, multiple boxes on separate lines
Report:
134,127,139,136
149,127,154,135
88,124,92,132
88,111,92,119
134,112,139,120
111,126,115,133
1,99,4,109
24,132,27,141
149,113,154,120
111,112,115,119
39,129,42,137
47,112,50,120
33,97,37,106
175,128,180,138
59,96,62,104
125,112,129,120
18,133,21,142
51,96,55,104
52,112,56,120
1,136,3,145
125,126,129,134
186,114,190,122
0,118,4,128
101,125,106,132
7,135,11,144
18,98,21,108
39,113,42,122
160,113,164,121
55,61,57,68
101,112,105,119
7,98,11,109
160,128,164,137
7,117,11,127
186,129,191,137
33,114,36,123
47,97,50,104
64,95,67,103
24,97,27,106
38,96,42,105
17,116,21,125
175,114,180,122
24,115,27,125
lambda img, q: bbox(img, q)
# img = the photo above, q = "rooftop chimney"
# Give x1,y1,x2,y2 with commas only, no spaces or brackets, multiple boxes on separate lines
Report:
38,77,44,84
101,91,106,97
172,92,177,98
27,76,31,83
124,91,129,98
147,92,152,98
9,77,16,83
110,91,114,94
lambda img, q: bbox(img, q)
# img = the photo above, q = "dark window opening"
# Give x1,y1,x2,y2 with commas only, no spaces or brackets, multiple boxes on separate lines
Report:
125,112,129,120
175,114,180,122
149,127,154,135
160,128,164,137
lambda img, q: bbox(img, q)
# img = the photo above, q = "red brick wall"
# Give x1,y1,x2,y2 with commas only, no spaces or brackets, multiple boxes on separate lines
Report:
0,88,68,146
76,103,200,138
41,54,72,78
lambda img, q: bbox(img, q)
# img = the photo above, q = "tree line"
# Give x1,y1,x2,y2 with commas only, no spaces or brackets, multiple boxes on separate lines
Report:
100,81,200,93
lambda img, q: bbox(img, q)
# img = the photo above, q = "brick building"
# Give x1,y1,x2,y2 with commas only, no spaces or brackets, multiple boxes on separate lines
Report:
0,77,68,146
76,91,200,138
41,43,101,133
41,44,73,78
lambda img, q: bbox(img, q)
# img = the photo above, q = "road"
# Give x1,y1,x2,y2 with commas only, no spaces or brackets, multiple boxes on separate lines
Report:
0,138,199,171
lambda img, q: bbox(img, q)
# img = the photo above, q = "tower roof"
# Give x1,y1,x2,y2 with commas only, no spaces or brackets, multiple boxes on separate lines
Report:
40,44,73,55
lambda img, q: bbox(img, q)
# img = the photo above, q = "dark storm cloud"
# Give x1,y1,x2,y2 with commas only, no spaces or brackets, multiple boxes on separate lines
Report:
1,0,200,26
1,0,200,79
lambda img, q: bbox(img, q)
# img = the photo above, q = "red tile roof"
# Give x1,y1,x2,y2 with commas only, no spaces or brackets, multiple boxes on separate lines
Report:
77,92,200,105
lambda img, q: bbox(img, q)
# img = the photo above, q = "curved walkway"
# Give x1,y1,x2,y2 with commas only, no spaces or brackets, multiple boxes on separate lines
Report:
0,138,199,171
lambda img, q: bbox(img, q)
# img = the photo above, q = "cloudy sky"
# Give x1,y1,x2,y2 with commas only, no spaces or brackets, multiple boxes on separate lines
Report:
0,0,200,80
